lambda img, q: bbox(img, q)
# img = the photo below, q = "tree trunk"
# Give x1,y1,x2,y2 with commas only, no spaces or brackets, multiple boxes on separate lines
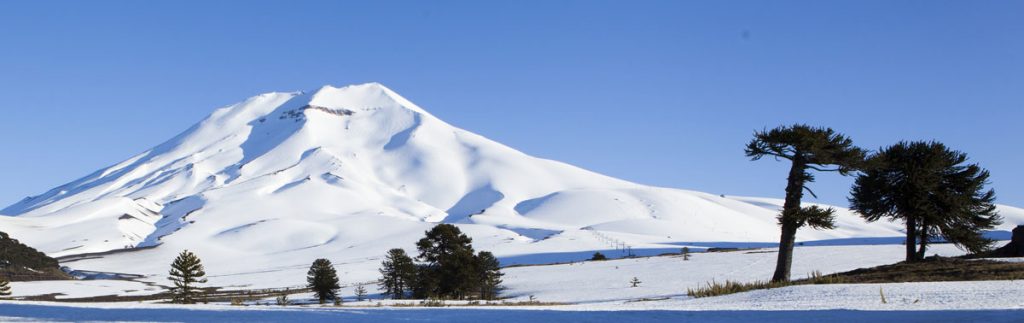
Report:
905,217,917,262
917,228,928,260
771,222,798,282
771,157,806,283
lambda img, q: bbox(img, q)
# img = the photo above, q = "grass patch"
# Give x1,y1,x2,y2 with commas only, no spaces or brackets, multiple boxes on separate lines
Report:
688,257,1024,298
830,257,1024,283
687,270,844,298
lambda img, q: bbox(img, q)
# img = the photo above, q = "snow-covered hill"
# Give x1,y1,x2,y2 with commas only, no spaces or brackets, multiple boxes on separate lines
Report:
0,83,1020,288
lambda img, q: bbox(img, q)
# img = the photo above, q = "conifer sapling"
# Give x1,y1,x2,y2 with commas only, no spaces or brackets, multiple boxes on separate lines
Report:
168,249,207,304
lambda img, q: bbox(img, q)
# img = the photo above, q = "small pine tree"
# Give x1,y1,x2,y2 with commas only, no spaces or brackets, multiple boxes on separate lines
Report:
591,252,607,261
168,250,207,304
630,277,641,288
307,258,341,304
0,277,11,296
682,247,691,261
355,284,367,301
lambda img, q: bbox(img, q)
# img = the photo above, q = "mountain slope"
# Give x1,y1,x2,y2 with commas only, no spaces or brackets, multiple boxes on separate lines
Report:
0,83,1019,289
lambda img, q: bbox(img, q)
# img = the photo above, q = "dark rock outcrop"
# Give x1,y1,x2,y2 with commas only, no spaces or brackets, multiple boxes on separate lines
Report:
991,225,1024,257
0,231,72,281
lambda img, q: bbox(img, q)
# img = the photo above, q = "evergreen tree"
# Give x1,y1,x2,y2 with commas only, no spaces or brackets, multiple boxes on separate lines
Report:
306,258,341,304
378,248,416,299
168,249,207,304
410,264,432,299
0,277,11,296
590,252,607,261
415,224,478,299
746,124,866,282
355,283,367,301
850,141,1001,261
475,251,504,300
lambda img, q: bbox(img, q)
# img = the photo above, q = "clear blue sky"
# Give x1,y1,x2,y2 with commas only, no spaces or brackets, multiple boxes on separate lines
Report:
0,1,1021,209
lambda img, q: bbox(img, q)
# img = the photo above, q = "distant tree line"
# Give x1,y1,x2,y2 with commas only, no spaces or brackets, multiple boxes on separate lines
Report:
162,224,503,305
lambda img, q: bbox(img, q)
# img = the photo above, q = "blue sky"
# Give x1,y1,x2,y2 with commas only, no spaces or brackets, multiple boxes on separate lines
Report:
0,1,1021,208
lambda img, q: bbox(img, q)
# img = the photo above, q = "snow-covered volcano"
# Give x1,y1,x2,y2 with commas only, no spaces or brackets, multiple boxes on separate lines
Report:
1,83,1020,288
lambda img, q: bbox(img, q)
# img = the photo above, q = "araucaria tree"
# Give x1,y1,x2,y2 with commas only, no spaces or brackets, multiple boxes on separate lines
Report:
850,141,1001,261
307,258,341,304
475,251,504,300
378,248,417,299
415,224,479,299
746,124,866,282
168,249,207,304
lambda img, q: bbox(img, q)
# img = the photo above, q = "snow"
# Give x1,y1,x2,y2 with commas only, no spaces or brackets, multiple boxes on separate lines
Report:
2,301,1021,323
606,281,1024,311
3,277,1024,322
1,302,1022,323
0,83,1021,321
7,280,158,299
500,243,974,303
3,228,1024,321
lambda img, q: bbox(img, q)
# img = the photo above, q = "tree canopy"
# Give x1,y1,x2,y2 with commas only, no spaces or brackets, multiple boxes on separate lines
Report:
378,248,417,299
850,141,1001,261
307,258,341,304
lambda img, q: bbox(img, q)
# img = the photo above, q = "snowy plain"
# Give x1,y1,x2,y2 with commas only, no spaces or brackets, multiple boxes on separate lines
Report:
4,243,1024,322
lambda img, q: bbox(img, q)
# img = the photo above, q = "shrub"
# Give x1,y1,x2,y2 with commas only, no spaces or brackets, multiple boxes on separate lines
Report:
275,293,290,306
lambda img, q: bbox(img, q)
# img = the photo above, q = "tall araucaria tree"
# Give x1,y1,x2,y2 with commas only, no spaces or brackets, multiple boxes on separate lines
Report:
850,141,1001,262
745,124,866,282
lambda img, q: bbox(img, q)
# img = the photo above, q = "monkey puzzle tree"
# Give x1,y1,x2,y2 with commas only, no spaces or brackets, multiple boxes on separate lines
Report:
307,258,341,304
168,249,207,304
745,124,866,282
850,141,1001,261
